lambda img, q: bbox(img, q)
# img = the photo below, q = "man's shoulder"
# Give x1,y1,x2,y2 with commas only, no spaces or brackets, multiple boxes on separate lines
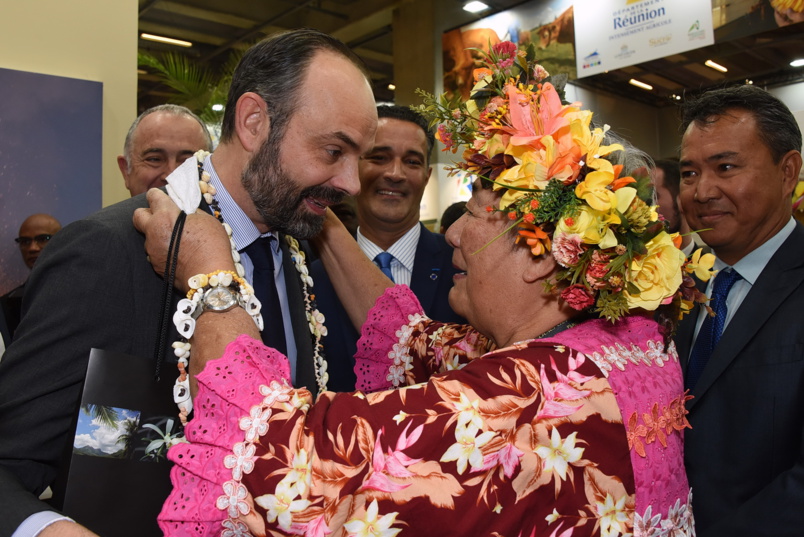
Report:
415,224,450,253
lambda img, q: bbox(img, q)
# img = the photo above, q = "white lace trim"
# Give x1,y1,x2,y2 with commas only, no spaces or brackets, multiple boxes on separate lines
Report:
386,313,426,387
633,489,696,537
216,380,295,536
586,339,678,378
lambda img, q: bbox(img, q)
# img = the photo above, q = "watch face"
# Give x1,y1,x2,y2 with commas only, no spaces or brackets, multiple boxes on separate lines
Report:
204,286,237,311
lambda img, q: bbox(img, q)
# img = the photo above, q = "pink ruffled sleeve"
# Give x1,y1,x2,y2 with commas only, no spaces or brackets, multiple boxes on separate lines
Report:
158,334,297,536
354,285,494,393
353,285,426,392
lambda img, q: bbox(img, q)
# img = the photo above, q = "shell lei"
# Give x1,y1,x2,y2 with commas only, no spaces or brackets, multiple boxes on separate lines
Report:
170,150,329,421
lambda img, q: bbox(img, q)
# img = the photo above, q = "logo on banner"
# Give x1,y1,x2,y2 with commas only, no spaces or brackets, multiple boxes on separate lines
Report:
649,34,672,47
688,20,706,41
615,44,636,60
582,51,602,69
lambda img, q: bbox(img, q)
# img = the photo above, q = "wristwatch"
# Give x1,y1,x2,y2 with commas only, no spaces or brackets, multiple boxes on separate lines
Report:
199,285,240,314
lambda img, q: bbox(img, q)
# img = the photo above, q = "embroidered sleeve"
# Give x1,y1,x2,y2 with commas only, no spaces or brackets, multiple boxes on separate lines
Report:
354,285,494,392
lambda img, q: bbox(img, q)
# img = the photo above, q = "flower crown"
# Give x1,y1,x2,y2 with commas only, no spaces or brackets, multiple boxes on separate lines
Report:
418,41,714,323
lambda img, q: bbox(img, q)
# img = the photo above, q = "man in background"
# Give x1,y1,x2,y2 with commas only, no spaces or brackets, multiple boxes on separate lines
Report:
0,213,61,339
117,104,213,197
652,158,708,256
676,85,804,535
439,201,466,234
312,105,465,391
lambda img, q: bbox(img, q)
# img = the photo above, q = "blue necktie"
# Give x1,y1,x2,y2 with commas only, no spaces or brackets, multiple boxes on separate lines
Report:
374,252,395,282
243,237,287,355
686,268,742,390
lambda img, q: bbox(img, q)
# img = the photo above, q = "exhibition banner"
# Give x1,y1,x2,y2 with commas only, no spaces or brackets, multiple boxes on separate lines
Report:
574,0,714,78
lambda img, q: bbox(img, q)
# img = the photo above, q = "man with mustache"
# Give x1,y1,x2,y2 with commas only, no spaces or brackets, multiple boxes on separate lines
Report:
0,29,377,537
675,85,804,536
311,105,464,391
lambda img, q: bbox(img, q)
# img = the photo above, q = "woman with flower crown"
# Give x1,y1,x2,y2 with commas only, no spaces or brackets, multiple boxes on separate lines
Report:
142,42,711,537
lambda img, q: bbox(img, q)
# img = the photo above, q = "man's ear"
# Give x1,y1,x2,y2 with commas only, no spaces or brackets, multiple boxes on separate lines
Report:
234,92,269,153
780,149,803,198
116,155,131,188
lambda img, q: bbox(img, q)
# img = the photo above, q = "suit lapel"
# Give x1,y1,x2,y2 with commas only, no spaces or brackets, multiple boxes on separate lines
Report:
278,235,318,397
410,224,442,313
688,225,804,408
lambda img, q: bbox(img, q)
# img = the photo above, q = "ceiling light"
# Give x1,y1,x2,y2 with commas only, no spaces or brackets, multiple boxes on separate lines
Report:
791,58,804,67
387,83,396,91
745,79,753,85
670,93,682,101
211,104,224,112
463,1,489,13
140,33,192,48
629,79,653,91
704,59,728,73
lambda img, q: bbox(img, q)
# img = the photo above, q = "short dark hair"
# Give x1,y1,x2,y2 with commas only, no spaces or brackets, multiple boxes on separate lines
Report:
377,105,435,164
220,29,370,144
440,201,466,232
680,85,802,163
653,159,680,199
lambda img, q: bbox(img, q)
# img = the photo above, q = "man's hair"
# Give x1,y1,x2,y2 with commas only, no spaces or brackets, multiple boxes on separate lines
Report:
653,159,681,199
680,85,802,163
377,105,435,164
440,201,466,232
123,104,212,171
220,29,370,144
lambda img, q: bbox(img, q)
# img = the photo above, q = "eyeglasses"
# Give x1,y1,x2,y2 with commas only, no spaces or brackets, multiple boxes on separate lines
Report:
15,234,53,247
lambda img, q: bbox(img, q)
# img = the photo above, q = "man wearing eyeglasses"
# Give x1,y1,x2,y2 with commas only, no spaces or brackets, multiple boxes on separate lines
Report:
0,214,61,340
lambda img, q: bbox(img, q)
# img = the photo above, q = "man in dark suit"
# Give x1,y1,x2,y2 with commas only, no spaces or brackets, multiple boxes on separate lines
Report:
0,29,377,537
312,105,465,391
675,85,804,536
0,213,62,340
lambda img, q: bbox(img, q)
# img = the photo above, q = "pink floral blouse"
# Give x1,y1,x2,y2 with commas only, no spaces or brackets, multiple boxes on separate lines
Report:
159,286,694,536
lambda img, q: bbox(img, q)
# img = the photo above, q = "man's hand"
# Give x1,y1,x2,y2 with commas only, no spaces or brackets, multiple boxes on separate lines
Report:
133,189,236,292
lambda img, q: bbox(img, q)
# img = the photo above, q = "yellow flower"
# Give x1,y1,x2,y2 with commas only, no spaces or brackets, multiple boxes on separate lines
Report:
555,205,617,249
497,147,550,208
685,248,716,282
625,231,685,311
575,170,616,212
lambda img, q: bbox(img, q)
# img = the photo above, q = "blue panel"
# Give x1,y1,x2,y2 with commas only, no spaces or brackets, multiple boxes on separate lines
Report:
0,67,103,295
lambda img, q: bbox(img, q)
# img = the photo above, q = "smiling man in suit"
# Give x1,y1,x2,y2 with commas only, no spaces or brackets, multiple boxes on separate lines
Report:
311,105,465,391
676,85,804,536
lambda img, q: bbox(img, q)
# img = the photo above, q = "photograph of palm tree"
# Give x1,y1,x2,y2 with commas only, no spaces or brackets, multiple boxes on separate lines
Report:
73,405,140,459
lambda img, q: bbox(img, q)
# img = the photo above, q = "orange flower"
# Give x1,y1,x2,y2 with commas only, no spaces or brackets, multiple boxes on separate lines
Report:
609,164,637,191
473,67,493,82
517,223,551,256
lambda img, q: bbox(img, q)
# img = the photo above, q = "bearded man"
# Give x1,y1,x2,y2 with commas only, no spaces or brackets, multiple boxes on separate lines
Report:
0,29,377,537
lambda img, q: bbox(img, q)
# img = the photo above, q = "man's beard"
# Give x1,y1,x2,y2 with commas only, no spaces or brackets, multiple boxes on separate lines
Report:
242,134,345,239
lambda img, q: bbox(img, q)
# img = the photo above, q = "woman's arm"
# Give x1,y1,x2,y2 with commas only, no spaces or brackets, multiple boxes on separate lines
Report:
311,209,393,331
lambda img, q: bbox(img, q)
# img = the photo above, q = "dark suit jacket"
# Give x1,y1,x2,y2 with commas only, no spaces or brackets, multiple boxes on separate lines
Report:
311,223,466,392
0,194,318,536
0,283,24,342
676,222,804,536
